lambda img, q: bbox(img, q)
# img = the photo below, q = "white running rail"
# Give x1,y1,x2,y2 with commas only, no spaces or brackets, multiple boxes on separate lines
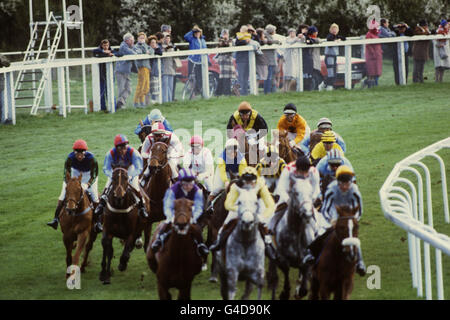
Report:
379,137,450,300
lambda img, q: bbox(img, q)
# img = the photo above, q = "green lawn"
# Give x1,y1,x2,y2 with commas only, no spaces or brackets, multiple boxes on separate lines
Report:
1,81,449,300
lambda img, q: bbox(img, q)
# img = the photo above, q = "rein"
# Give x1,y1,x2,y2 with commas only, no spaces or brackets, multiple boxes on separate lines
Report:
66,185,92,217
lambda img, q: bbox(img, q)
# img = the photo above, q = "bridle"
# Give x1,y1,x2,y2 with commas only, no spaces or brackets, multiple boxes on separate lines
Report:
65,179,90,216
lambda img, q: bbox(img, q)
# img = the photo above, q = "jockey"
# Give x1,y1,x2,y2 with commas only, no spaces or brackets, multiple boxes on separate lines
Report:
226,101,268,141
274,155,321,208
47,139,99,230
276,103,310,149
94,134,148,232
316,149,354,195
300,117,346,155
310,130,344,166
209,166,276,259
140,122,184,183
134,108,174,136
151,168,209,257
183,135,214,193
255,145,286,193
208,138,247,202
303,165,366,276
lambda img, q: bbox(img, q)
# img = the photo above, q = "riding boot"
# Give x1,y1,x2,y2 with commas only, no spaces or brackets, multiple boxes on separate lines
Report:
151,222,172,252
303,228,333,265
93,194,107,233
47,200,64,230
209,219,238,252
138,198,149,219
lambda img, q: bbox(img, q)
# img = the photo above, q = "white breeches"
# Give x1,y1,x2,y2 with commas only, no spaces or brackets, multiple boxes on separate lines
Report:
197,174,213,192
287,128,310,148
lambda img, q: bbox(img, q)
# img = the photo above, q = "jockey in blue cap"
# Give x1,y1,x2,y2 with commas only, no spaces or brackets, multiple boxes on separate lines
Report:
93,134,148,233
134,109,173,142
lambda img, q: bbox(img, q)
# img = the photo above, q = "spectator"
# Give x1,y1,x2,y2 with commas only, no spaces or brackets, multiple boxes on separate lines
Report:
215,29,234,96
378,18,397,85
161,24,171,34
433,19,450,82
184,25,208,97
161,33,177,103
412,20,431,83
320,23,346,91
296,24,309,40
148,35,163,102
283,28,302,91
393,22,413,84
133,32,151,108
305,26,322,90
264,24,281,94
235,25,252,96
364,19,383,88
255,28,269,87
93,39,115,111
115,32,137,109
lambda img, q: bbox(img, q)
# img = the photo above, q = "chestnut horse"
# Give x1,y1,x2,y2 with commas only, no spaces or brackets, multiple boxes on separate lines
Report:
310,205,360,300
147,198,203,300
273,129,298,164
141,141,172,251
99,167,142,284
60,173,97,276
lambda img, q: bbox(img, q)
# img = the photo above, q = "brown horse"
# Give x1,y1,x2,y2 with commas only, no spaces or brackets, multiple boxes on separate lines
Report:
309,130,323,153
274,129,298,164
310,205,360,300
141,141,172,251
59,173,97,276
147,198,203,300
99,168,142,284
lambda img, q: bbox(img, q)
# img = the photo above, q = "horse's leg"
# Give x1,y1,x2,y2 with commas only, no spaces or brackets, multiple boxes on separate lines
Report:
209,227,219,283
119,233,135,272
309,274,320,300
295,265,310,300
226,269,239,300
279,264,291,300
100,233,113,284
63,235,73,277
81,228,98,273
319,280,331,300
72,230,89,267
143,221,152,252
241,280,254,300
178,281,192,301
157,281,172,300
266,259,279,300
340,277,354,300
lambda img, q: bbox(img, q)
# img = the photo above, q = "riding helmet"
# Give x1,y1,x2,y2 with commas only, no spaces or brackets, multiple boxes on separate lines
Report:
73,139,88,151
114,134,129,147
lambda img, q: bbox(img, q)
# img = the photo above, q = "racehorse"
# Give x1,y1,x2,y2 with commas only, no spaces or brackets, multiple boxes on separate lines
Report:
99,168,142,284
60,173,97,276
205,174,239,283
310,205,360,300
141,141,172,251
267,177,317,300
274,129,298,164
147,198,203,300
309,130,323,153
216,188,265,300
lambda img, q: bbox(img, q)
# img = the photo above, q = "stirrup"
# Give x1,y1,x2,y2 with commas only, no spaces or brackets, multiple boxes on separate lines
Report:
94,222,103,234
47,218,59,230
151,238,162,252
356,260,366,276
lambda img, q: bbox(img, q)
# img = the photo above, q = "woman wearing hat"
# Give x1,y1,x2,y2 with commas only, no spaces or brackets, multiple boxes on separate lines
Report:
364,19,383,88
276,103,310,149
433,19,450,82
283,28,302,91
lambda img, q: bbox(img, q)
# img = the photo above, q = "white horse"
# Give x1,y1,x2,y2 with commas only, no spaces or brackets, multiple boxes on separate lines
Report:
267,177,318,300
216,188,265,300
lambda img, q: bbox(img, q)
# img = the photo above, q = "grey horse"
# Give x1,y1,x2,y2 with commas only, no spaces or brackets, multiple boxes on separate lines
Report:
267,177,317,300
216,188,265,300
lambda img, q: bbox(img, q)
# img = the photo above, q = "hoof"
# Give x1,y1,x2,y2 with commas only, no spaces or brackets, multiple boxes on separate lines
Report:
279,291,290,300
103,279,111,285
208,276,218,283
135,237,143,249
118,263,127,272
294,287,308,300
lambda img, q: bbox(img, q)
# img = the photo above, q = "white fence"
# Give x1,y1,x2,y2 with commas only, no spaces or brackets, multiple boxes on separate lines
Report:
379,137,450,300
1,34,449,124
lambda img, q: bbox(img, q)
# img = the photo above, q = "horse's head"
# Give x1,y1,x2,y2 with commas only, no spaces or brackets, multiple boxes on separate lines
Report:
173,198,193,235
335,205,360,263
289,177,315,223
236,188,259,233
112,167,129,199
139,125,153,143
149,142,168,173
309,130,323,152
65,173,84,215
